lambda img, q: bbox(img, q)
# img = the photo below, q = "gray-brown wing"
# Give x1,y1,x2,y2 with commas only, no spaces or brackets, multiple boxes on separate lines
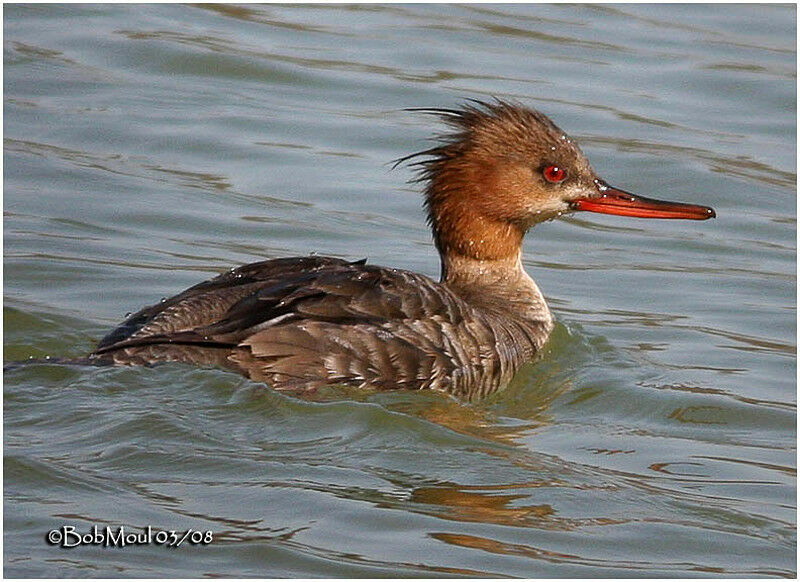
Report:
93,256,364,351
91,257,485,392
234,268,480,391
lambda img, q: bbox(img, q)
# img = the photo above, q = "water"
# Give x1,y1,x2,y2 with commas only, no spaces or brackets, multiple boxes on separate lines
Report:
4,4,795,577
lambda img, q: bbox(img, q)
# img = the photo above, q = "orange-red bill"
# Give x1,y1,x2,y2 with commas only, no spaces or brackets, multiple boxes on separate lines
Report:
572,184,716,220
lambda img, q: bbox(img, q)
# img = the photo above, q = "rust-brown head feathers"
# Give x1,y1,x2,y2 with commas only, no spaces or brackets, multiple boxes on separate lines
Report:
398,100,596,262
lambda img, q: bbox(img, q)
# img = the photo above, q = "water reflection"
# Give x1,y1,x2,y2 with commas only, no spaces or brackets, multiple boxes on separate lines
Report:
411,482,556,526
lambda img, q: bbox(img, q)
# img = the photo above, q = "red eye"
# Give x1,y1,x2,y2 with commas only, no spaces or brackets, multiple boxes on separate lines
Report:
543,165,566,183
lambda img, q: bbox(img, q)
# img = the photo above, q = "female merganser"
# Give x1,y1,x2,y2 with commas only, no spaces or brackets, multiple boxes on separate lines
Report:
90,101,715,400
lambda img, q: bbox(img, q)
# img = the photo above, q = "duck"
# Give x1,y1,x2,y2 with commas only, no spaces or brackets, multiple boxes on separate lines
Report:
88,100,715,400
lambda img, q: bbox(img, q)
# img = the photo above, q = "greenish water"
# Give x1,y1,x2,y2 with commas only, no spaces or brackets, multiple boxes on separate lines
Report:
4,4,795,577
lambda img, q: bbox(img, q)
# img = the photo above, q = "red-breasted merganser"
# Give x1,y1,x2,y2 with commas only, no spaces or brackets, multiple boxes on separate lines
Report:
90,101,715,399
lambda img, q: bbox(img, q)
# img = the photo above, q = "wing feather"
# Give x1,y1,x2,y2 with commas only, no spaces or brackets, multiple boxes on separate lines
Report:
92,256,474,391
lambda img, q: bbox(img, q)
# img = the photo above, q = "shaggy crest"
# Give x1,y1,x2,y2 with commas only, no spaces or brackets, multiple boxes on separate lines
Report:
395,98,568,177
395,99,584,258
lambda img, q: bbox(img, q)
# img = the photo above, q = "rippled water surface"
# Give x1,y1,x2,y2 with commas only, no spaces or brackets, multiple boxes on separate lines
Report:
4,4,796,577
